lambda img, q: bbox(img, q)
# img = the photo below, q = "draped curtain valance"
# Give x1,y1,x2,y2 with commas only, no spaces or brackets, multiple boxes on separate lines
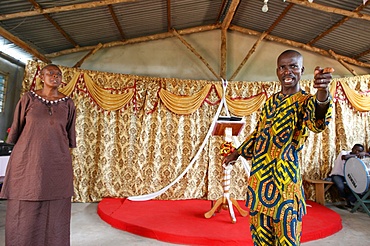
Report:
29,62,370,115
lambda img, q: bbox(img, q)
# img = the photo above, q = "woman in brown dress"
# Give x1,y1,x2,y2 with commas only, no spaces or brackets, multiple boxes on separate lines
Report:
0,64,76,246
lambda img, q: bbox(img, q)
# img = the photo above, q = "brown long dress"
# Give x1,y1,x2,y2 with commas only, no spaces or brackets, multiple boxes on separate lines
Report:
0,91,76,246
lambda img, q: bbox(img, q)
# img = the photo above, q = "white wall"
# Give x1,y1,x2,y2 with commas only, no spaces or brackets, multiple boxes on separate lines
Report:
51,30,370,82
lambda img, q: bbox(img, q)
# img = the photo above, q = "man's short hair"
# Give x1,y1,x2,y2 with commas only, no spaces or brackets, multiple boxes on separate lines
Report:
353,143,364,151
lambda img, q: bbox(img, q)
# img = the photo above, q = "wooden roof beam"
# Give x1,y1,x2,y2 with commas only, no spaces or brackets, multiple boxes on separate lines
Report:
27,0,79,47
0,0,136,21
220,28,227,79
286,0,370,21
221,0,240,30
229,32,267,81
73,43,103,68
230,25,370,69
43,14,79,47
0,26,50,63
353,49,370,60
219,0,240,79
46,24,221,58
266,3,294,33
172,29,220,80
308,18,349,46
108,5,126,40
328,49,358,76
308,1,370,45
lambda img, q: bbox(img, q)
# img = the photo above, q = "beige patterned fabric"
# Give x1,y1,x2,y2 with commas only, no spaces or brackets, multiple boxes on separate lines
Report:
22,61,370,202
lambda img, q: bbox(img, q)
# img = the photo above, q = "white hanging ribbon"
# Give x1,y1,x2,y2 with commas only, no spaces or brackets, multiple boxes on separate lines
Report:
128,78,250,201
220,78,251,175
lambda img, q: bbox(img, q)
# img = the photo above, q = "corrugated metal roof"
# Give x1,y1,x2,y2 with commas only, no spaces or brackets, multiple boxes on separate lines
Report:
233,0,288,32
114,0,168,38
271,6,344,44
0,0,369,70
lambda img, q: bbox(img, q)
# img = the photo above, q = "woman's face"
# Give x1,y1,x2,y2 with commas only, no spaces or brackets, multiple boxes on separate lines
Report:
40,65,62,89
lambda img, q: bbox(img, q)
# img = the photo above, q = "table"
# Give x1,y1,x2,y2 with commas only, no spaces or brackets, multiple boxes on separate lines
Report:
305,178,334,205
0,155,10,177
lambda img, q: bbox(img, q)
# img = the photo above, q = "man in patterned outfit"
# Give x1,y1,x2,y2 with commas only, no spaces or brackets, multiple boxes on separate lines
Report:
223,50,334,245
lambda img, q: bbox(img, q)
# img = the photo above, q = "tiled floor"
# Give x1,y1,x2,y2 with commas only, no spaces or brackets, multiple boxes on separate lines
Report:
0,200,369,246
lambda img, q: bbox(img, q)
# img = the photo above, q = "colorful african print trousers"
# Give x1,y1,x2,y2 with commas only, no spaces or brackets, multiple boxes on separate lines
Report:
249,210,302,246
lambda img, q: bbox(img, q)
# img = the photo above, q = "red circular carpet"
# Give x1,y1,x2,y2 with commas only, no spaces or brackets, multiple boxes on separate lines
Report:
97,198,342,245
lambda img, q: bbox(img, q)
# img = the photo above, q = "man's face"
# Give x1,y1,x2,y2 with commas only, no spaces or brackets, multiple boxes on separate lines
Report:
352,146,364,154
276,52,304,94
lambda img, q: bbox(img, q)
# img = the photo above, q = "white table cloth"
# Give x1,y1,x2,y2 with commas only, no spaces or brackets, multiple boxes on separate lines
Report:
0,155,10,177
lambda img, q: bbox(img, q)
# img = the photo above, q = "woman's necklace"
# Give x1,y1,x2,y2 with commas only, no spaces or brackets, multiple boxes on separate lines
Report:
46,104,52,116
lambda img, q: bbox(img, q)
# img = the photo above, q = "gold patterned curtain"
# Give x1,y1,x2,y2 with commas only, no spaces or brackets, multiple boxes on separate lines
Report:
22,61,370,202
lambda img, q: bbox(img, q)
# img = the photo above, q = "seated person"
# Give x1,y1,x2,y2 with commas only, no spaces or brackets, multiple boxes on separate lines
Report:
329,144,370,207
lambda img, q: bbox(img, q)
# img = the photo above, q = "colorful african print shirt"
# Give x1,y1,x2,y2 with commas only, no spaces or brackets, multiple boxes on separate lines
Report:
238,90,332,220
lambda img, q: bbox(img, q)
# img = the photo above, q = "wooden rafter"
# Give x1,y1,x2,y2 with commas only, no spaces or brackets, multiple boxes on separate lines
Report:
27,0,79,48
286,0,370,21
221,0,240,30
108,5,125,40
266,3,294,33
0,51,25,67
229,3,294,80
172,29,220,80
220,28,227,79
229,32,268,81
229,25,370,69
0,0,136,21
354,49,370,60
43,14,79,47
0,26,50,63
219,0,240,79
328,49,358,76
73,43,103,68
308,1,370,45
308,17,350,46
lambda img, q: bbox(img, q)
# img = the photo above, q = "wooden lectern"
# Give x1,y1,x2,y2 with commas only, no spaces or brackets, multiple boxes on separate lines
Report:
204,116,249,223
